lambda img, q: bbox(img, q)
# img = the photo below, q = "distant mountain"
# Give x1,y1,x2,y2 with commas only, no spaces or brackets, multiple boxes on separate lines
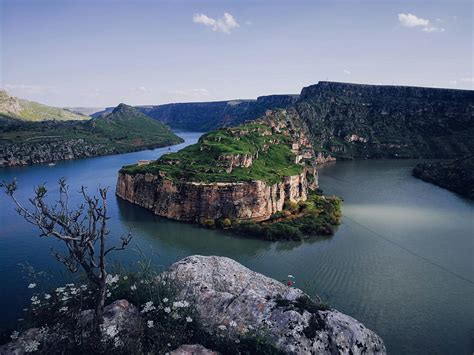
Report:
90,94,299,131
0,103,182,167
0,90,89,121
63,107,106,116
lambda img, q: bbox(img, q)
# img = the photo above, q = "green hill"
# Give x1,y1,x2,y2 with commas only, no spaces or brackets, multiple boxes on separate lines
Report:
0,90,89,121
0,103,183,167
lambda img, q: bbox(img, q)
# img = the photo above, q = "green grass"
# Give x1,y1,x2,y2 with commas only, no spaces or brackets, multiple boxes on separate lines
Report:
120,121,303,184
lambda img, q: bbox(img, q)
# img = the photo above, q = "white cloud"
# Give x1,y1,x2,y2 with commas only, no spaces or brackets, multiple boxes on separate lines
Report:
343,70,351,75
170,88,210,100
460,77,474,83
193,12,240,34
398,13,444,33
4,84,58,95
448,80,458,86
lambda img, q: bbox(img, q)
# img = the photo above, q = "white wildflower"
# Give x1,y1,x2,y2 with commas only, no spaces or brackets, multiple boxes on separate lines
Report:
70,288,78,295
130,284,137,291
164,307,171,314
235,339,241,343
288,274,295,279
24,340,40,353
59,306,68,313
102,324,119,338
186,316,193,323
141,301,156,313
114,338,123,348
147,320,154,328
55,287,65,293
80,284,88,290
106,292,112,298
44,294,51,300
28,283,36,289
172,300,189,309
161,280,166,286
10,331,19,340
123,276,128,281
30,296,40,305
65,283,74,287
106,274,120,285
218,325,227,331
162,297,169,303
230,320,237,327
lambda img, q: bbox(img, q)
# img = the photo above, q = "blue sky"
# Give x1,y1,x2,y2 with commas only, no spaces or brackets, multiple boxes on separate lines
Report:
1,0,472,107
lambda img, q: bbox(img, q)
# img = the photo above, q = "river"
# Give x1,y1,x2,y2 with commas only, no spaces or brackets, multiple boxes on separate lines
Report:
0,131,472,354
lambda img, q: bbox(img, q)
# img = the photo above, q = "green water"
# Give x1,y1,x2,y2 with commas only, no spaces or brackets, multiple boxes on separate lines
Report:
0,132,473,354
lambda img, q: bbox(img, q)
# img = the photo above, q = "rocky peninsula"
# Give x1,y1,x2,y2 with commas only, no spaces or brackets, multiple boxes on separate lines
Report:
117,109,340,240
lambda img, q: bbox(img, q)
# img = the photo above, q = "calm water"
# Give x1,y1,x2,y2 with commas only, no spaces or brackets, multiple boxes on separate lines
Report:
0,131,473,354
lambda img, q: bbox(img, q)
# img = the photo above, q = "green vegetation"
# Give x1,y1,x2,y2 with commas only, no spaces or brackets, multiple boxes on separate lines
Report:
120,121,303,184
233,191,342,241
0,104,183,165
0,90,88,122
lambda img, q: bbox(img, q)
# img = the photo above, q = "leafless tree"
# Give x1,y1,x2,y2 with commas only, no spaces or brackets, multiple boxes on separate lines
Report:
1,178,132,326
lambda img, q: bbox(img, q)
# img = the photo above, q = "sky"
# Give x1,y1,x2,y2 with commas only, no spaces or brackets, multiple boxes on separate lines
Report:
1,0,472,107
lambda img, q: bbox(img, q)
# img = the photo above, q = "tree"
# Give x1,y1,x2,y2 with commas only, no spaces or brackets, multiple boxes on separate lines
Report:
1,178,132,326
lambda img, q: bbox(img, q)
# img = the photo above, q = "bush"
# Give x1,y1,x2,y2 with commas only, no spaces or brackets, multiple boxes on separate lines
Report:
201,219,215,229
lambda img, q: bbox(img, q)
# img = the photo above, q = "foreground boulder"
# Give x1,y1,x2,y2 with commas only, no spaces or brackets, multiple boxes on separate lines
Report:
165,255,386,354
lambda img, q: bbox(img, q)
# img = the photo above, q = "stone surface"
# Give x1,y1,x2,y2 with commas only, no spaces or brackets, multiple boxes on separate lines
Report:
171,344,218,355
165,255,386,355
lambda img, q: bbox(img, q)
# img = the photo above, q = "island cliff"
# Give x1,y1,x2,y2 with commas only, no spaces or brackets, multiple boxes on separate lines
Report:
117,109,341,239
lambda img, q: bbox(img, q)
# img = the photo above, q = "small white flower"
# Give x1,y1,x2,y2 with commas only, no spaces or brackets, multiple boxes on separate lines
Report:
130,284,137,291
28,283,36,289
123,276,128,281
235,339,241,343
65,283,75,287
288,274,295,279
55,287,65,293
230,320,237,327
162,297,169,303
171,313,180,320
164,307,171,313
80,284,88,290
218,325,227,331
102,324,119,338
30,296,40,305
162,280,166,286
59,306,68,313
186,316,193,323
106,274,120,285
10,331,19,340
106,292,112,298
142,301,156,313
44,294,51,300
147,320,154,328
24,340,40,353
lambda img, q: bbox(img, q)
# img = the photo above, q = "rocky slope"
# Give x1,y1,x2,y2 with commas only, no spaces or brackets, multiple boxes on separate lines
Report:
1,256,386,354
412,155,474,199
0,90,89,122
0,104,182,167
295,82,474,159
117,109,322,223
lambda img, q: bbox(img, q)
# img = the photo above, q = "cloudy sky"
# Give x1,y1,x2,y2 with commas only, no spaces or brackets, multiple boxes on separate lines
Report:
1,0,472,107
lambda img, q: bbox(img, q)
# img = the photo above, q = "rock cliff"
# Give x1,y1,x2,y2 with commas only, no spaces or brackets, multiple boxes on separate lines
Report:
413,155,474,199
295,81,474,159
117,109,320,223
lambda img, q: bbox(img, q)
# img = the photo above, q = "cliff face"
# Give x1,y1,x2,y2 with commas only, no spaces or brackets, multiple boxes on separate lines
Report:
117,169,309,222
413,155,474,199
116,109,320,223
138,94,299,131
296,81,474,159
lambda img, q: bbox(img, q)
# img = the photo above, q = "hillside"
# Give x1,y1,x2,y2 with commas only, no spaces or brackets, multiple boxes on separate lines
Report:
413,155,474,199
0,103,182,167
295,82,474,159
0,90,89,122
